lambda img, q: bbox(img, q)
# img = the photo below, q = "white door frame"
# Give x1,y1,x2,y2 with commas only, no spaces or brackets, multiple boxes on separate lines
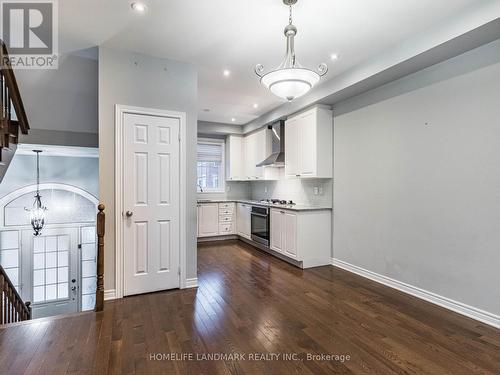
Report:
114,105,187,299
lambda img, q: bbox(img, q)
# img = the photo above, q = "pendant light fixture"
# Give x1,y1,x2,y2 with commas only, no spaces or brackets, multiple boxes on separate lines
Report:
26,150,47,236
255,0,328,101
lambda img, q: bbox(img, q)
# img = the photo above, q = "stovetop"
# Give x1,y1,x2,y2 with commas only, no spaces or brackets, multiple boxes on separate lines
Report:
258,198,296,206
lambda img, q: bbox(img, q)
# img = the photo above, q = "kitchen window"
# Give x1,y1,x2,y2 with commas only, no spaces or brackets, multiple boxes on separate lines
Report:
197,139,225,193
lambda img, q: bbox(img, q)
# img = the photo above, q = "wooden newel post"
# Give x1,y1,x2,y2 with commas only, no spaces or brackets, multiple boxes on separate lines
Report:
95,204,105,312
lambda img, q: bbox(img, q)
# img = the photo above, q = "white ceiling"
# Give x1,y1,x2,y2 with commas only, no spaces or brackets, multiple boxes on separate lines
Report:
59,0,480,125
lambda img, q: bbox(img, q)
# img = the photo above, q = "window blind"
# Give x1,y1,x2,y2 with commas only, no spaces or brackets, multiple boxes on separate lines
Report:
197,142,223,162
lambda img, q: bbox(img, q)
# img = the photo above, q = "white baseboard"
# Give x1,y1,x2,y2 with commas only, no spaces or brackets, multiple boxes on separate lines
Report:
185,278,198,288
104,289,116,301
331,258,500,329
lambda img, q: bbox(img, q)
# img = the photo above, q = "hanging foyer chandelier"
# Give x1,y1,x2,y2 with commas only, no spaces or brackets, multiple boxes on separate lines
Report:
255,0,328,101
26,150,47,236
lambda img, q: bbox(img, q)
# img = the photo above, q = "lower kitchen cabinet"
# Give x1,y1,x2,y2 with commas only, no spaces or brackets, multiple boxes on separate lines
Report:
197,203,219,237
198,202,236,237
236,203,251,239
270,208,331,268
271,209,297,259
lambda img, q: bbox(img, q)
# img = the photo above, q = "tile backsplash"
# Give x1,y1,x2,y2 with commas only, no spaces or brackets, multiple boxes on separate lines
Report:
197,181,250,201
250,170,333,207
198,170,333,207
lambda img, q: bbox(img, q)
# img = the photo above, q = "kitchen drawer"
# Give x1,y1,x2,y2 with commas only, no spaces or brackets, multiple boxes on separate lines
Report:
218,207,234,215
219,215,233,223
219,223,233,234
218,202,235,210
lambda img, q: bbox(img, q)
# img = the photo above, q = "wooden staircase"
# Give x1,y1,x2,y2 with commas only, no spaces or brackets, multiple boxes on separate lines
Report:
0,39,30,182
1,265,31,324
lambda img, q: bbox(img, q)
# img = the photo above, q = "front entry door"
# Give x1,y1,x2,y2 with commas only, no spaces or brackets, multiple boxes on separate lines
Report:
21,228,79,319
122,112,181,296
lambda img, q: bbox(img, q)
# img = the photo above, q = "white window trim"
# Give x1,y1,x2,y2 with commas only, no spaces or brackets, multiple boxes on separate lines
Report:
197,138,226,194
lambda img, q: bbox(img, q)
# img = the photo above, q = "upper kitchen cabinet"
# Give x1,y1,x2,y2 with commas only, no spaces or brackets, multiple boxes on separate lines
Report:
285,106,333,178
244,129,269,180
226,128,277,181
226,135,245,181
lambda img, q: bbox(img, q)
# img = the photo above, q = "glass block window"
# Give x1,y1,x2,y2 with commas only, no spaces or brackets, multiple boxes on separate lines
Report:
81,226,97,311
197,140,225,192
5,189,96,226
0,231,20,288
32,235,70,303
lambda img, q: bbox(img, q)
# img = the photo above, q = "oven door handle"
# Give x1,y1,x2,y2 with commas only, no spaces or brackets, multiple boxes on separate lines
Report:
251,212,268,218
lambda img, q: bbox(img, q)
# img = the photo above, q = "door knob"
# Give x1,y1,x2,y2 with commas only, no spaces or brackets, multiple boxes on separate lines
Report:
125,211,133,217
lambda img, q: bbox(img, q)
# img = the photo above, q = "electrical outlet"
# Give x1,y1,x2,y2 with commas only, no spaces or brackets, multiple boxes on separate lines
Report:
264,186,268,193
313,187,319,195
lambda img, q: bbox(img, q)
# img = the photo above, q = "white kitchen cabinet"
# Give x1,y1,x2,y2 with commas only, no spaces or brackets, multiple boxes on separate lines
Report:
244,130,267,180
270,209,284,252
226,135,245,181
197,203,219,237
226,128,275,181
283,211,297,259
270,208,331,268
198,202,236,237
270,209,297,259
285,106,333,178
236,203,251,239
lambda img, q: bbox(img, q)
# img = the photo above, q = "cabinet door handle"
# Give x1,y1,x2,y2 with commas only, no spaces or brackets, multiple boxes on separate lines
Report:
280,211,285,214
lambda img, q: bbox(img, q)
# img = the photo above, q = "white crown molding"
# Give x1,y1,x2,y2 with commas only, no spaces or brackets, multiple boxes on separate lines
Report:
331,258,500,329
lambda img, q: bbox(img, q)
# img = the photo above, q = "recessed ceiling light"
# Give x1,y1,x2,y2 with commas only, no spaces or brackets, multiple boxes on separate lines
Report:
131,2,147,13
330,53,339,61
253,103,259,109
231,118,236,122
223,70,231,77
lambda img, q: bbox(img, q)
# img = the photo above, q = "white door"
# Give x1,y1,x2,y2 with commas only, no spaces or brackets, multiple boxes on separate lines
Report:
197,203,219,237
123,112,181,296
283,212,297,259
270,209,283,253
21,228,79,319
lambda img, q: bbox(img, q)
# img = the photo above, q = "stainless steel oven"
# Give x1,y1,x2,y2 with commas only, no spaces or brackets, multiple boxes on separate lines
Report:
251,205,269,246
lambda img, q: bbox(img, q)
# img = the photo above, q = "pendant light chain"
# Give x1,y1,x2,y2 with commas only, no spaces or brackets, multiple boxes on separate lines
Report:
36,151,40,193
289,5,293,25
26,150,47,236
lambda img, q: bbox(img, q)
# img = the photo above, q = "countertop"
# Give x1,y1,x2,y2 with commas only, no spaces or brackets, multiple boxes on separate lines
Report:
197,199,332,212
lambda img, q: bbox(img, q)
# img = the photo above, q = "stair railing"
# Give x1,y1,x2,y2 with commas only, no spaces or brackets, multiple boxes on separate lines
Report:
95,204,105,312
0,265,31,324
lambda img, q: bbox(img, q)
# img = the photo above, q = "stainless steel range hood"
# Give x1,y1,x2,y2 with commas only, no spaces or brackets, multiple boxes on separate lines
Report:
256,120,285,168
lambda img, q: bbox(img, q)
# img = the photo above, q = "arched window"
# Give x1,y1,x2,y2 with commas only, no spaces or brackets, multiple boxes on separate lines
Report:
1,184,98,227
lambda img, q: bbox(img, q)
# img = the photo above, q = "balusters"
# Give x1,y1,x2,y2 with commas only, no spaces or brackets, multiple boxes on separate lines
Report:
0,266,31,325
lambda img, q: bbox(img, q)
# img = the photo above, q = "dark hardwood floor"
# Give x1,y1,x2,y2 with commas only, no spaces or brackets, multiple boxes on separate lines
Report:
1,240,499,374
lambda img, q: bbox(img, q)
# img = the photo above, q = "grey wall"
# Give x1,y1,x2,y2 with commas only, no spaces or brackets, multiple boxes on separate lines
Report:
15,50,98,147
99,47,198,290
0,154,98,198
333,39,500,316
